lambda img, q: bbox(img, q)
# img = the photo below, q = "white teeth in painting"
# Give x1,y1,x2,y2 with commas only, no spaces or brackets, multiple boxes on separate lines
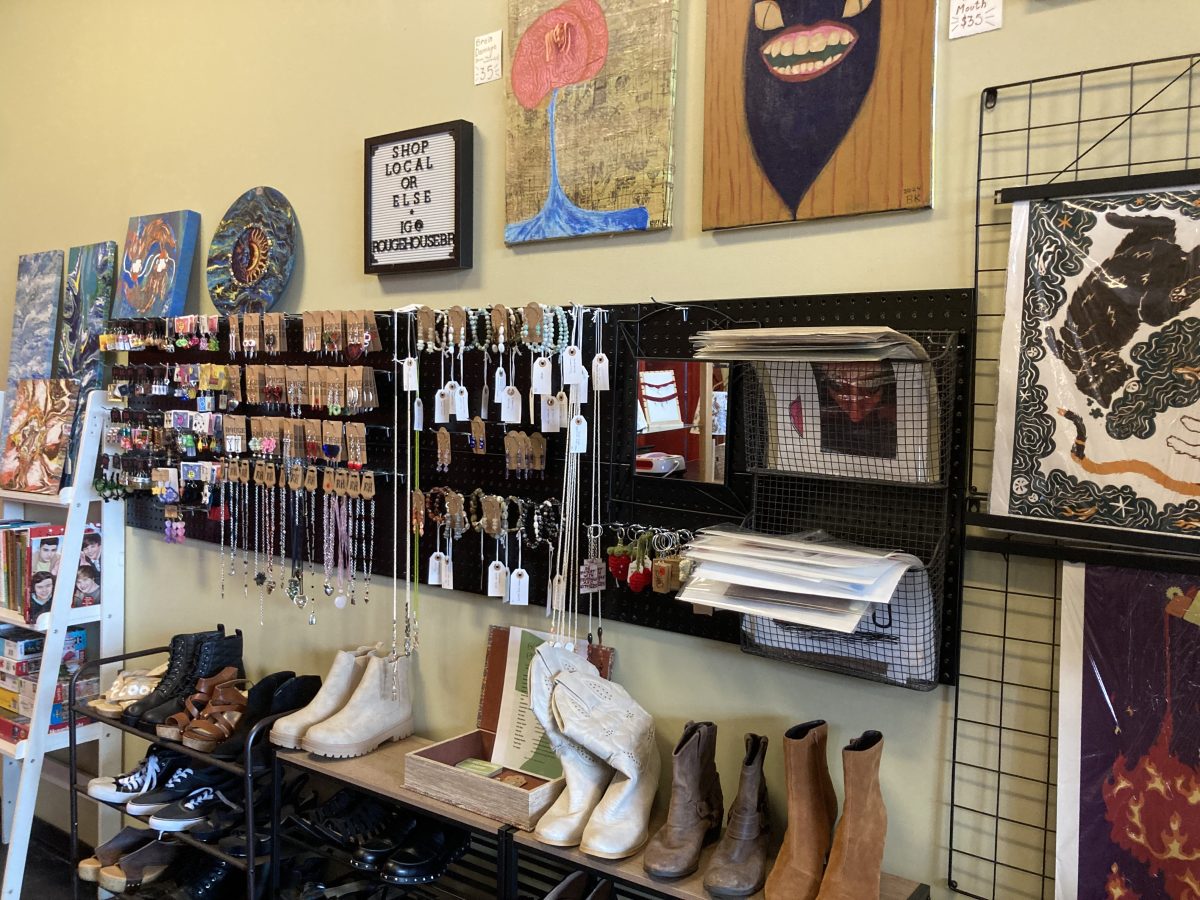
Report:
810,33,827,52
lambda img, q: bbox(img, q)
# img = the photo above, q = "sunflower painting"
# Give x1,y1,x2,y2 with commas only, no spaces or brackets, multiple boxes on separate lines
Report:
0,379,79,495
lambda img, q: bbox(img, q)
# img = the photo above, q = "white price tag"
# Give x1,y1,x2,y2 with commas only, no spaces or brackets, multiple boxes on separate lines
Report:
454,386,470,420
487,561,508,598
441,558,454,590
412,398,424,432
591,354,609,391
571,369,589,406
948,0,1002,39
561,346,584,384
428,552,446,586
568,414,588,453
508,567,530,605
473,29,502,85
501,386,523,424
494,367,507,400
402,357,419,392
555,391,570,430
540,396,560,433
479,384,489,420
532,357,553,395
433,390,450,424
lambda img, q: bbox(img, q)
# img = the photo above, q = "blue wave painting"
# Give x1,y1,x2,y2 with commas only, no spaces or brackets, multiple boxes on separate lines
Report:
57,241,116,395
2,251,64,446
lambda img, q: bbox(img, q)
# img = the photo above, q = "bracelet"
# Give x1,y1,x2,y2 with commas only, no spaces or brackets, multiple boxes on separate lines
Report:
468,488,486,533
467,308,492,353
426,487,449,528
549,307,569,353
505,496,526,535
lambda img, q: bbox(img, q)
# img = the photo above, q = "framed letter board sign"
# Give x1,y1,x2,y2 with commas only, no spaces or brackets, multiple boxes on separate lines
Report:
365,120,473,275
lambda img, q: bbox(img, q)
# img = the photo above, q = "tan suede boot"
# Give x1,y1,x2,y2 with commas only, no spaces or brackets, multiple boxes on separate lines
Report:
643,721,724,879
816,731,887,900
702,733,771,898
765,720,838,900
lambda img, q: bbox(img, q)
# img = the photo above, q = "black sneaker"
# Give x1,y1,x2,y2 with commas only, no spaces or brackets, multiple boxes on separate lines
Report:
126,764,234,817
87,746,186,804
148,783,241,832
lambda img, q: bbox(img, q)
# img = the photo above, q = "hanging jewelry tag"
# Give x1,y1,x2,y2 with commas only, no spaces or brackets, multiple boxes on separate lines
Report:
501,386,522,424
531,357,553,395
433,389,450,424
454,385,470,420
487,560,508,598
580,558,606,594
591,353,610,391
412,397,424,431
428,551,446,586
509,567,530,605
555,392,570,430
568,414,588,453
471,417,487,455
442,556,454,590
561,345,585,385
540,396,560,433
479,384,489,420
652,557,673,593
494,367,507,400
551,573,567,611
403,358,419,391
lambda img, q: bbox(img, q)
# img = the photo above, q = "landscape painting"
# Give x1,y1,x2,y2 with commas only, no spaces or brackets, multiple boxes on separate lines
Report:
2,251,64,447
111,209,200,319
505,0,678,244
702,0,934,230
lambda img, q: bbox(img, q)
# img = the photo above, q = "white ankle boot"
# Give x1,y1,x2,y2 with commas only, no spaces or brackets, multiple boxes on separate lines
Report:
270,644,377,749
301,652,414,758
529,644,615,847
552,670,660,860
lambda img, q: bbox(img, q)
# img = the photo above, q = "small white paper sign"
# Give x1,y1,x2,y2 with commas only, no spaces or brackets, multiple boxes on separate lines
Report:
948,0,1001,39
474,30,502,85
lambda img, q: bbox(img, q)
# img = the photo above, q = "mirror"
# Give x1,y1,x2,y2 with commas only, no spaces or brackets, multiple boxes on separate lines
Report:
635,360,729,483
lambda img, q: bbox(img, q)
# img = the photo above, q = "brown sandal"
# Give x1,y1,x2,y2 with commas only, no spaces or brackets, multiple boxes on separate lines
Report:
182,679,251,752
155,666,240,741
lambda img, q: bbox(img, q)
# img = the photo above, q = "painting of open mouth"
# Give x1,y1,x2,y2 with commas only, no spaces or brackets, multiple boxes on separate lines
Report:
759,21,856,82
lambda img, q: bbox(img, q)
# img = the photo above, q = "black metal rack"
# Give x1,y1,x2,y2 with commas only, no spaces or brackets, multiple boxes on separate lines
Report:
67,647,284,900
951,51,1200,900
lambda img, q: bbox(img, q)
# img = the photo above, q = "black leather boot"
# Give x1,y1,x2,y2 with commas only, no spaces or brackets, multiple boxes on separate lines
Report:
166,854,235,900
122,628,223,727
139,629,244,730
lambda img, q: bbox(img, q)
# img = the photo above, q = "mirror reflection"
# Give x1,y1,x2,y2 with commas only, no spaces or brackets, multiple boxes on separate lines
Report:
635,360,729,483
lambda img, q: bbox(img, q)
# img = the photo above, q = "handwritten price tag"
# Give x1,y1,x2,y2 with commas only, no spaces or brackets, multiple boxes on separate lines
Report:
474,30,502,85
948,0,1002,39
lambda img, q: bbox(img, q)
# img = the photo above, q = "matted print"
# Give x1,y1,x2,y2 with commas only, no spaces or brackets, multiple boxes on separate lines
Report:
991,190,1200,538
1058,564,1200,899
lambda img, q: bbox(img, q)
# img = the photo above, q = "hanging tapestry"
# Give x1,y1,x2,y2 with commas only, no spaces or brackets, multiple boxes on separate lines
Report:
991,190,1200,538
504,0,678,244
1057,563,1200,899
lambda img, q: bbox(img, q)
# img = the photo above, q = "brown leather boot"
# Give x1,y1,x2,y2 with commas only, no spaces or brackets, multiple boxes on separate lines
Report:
702,733,770,898
765,721,838,900
643,721,724,879
816,731,887,900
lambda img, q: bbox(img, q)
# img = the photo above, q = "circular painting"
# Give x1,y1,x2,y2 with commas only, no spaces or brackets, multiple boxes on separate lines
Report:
206,186,298,314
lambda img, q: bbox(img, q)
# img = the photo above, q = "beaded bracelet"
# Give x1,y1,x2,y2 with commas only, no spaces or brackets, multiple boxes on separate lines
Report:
468,488,486,533
467,308,493,353
505,495,526,535
548,307,570,354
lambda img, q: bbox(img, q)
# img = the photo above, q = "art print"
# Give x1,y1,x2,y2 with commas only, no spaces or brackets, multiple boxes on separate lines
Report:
505,0,678,244
112,210,200,319
703,0,934,230
207,186,298,314
2,251,64,446
991,191,1200,537
57,241,116,396
1057,564,1200,899
0,379,80,495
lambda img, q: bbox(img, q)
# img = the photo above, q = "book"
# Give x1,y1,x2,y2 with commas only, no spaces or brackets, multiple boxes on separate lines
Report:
22,523,101,625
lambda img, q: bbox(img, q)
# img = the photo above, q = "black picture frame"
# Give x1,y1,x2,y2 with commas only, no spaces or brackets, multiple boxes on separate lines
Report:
364,119,474,275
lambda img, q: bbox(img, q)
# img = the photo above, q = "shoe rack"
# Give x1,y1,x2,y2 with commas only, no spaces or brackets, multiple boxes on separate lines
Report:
66,645,286,900
0,391,125,900
272,736,932,900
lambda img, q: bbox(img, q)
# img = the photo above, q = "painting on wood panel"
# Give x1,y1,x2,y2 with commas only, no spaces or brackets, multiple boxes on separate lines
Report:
111,210,200,319
505,0,678,245
703,0,934,230
0,379,79,495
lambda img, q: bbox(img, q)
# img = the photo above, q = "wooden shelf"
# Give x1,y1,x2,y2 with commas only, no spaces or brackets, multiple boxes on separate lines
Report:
276,737,505,835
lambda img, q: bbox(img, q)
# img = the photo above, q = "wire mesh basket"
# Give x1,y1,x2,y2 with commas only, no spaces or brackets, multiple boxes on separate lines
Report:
741,331,958,487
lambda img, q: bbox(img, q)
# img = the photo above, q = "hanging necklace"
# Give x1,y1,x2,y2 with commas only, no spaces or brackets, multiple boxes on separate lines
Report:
219,469,228,602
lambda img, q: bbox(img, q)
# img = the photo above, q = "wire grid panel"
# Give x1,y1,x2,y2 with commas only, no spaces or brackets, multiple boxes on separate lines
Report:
949,550,1060,900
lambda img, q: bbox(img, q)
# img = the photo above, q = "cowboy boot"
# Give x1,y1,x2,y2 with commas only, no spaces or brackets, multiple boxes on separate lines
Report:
703,733,771,898
816,731,886,900
765,721,838,900
551,669,660,860
302,651,413,758
644,721,723,879
271,645,377,749
529,643,615,848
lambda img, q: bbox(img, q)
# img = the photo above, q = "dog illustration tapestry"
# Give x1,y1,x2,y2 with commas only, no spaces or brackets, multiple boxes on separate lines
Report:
702,0,934,230
991,190,1200,539
112,210,200,319
505,0,678,245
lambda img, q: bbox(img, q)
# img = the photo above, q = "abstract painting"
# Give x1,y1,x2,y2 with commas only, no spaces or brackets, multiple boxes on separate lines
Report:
207,186,298,314
1057,564,1200,899
56,241,116,396
0,379,79,495
991,190,1200,539
505,0,678,244
2,251,64,447
703,0,934,230
111,209,200,319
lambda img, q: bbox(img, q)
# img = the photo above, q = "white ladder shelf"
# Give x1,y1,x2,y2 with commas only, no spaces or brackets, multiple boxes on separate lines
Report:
0,390,125,898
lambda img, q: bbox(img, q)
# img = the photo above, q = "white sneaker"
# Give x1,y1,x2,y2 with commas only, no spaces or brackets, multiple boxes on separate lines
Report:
87,747,180,803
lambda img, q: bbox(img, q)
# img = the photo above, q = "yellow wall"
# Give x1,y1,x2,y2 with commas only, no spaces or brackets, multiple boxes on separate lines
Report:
1,0,1196,893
